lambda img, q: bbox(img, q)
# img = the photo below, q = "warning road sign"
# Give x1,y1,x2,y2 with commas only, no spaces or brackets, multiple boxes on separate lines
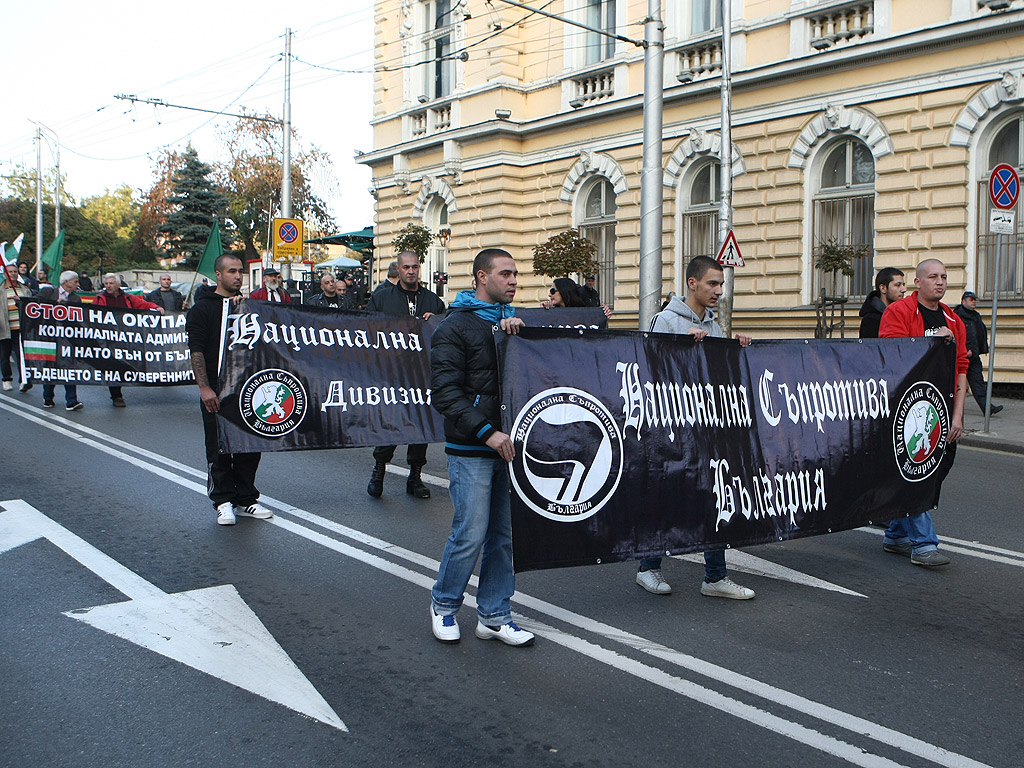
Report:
273,218,305,260
716,230,744,267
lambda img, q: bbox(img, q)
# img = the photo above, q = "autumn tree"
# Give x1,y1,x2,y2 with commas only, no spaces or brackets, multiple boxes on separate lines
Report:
217,110,336,261
157,144,230,266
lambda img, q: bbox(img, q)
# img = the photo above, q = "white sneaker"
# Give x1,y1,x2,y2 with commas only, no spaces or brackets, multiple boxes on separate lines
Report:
431,606,460,643
700,577,755,600
636,569,672,594
475,620,535,647
2,381,12,391
215,502,236,526
235,503,273,519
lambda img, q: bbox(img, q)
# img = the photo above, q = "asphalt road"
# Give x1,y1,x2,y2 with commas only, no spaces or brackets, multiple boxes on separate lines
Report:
2,385,1022,768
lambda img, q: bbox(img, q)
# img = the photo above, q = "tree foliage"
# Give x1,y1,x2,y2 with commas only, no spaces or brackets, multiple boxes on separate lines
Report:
392,223,433,261
1,163,75,206
157,144,231,266
532,228,600,278
216,110,336,261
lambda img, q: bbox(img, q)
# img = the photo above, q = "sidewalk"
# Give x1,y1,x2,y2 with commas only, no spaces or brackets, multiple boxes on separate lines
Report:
960,396,1024,455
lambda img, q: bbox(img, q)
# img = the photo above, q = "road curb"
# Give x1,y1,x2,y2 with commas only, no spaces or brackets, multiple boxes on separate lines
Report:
960,432,1024,455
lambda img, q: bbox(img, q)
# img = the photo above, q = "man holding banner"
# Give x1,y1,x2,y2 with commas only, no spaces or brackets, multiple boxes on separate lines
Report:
428,248,534,647
93,274,164,407
35,271,84,410
878,258,966,567
186,254,272,527
635,255,757,600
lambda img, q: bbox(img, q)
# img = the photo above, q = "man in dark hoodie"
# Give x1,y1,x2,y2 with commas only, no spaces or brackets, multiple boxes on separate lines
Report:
954,290,1002,415
858,267,906,338
427,248,534,647
186,253,273,527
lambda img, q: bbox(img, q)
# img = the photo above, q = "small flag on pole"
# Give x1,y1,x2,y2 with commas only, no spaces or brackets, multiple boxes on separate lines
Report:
41,230,65,283
195,220,223,282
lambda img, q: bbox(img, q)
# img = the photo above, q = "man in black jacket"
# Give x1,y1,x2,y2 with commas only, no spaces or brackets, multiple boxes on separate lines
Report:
858,267,905,338
365,251,446,500
35,271,84,410
145,274,186,312
186,254,273,527
427,248,534,647
954,290,1002,415
304,273,351,310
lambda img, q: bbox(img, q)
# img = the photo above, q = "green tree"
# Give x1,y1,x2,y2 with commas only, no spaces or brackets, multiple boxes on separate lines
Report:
82,184,140,243
157,144,230,266
1,163,75,206
217,111,336,261
533,228,600,278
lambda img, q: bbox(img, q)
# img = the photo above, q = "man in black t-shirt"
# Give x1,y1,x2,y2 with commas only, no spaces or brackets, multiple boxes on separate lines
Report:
365,251,445,500
305,272,352,310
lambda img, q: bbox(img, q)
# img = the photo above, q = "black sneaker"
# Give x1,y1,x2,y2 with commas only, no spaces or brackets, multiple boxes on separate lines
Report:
66,401,84,411
43,400,55,408
19,382,33,393
989,404,1003,415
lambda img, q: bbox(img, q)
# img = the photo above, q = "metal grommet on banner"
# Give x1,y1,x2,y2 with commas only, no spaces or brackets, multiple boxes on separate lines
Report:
596,558,601,564
578,329,584,336
500,404,506,410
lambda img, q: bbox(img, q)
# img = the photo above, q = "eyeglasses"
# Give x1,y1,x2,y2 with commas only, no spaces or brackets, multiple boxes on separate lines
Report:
549,287,557,295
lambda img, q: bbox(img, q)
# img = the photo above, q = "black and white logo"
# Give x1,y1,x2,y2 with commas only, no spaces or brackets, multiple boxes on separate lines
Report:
239,369,307,437
510,388,623,522
892,381,949,482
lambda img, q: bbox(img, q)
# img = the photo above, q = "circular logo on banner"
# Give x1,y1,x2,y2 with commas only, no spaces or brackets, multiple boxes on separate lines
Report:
510,388,623,522
892,381,949,482
239,369,307,437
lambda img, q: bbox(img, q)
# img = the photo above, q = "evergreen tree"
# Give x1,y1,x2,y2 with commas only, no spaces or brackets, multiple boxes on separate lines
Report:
158,144,230,266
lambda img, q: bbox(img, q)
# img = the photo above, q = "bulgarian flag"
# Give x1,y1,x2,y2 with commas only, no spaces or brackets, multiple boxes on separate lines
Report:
23,340,58,362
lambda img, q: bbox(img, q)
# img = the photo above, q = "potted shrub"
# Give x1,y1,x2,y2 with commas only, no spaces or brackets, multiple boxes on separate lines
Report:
532,228,600,278
392,223,434,262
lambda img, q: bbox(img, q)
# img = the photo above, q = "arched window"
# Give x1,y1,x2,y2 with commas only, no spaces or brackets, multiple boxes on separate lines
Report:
577,177,616,307
424,195,450,297
812,137,875,300
977,114,1023,300
682,160,720,278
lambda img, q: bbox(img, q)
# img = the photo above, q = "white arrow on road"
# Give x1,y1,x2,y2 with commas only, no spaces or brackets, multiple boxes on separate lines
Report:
0,499,346,732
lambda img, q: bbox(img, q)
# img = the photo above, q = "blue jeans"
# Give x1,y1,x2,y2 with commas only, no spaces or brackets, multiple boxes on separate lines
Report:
640,550,728,583
431,455,515,626
883,511,939,553
43,383,78,406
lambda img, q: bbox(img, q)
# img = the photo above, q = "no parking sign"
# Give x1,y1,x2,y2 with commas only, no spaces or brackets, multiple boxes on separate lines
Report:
273,217,304,260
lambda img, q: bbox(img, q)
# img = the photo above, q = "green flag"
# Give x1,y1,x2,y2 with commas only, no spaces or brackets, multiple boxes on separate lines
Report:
41,230,65,283
195,220,223,282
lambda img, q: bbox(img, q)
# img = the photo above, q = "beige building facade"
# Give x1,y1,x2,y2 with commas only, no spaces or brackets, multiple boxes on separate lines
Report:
361,0,1024,382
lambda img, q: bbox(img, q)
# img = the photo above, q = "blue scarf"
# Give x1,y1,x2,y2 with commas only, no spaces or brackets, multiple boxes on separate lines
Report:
450,290,515,322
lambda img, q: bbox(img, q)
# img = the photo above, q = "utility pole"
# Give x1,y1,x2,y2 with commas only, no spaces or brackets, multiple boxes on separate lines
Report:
638,0,665,330
54,134,61,236
281,27,293,219
35,127,43,272
717,0,734,337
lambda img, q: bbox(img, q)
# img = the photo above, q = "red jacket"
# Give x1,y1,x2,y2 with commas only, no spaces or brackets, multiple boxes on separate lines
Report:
93,291,160,311
249,286,292,303
879,291,968,378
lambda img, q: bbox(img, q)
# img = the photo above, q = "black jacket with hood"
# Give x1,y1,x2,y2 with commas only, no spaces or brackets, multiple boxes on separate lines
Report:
858,290,887,338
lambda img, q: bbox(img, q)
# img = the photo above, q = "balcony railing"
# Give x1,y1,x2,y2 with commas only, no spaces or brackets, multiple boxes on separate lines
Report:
570,69,615,109
808,3,874,52
675,42,722,83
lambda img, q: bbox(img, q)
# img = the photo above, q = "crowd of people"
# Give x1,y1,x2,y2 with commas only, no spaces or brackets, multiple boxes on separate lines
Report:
3,247,1009,646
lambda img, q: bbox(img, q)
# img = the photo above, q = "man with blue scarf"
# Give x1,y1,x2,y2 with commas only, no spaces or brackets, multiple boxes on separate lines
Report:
428,248,535,647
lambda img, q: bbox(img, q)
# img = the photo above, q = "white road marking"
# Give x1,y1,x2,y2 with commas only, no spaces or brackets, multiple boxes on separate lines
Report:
673,551,868,597
0,499,346,732
1,399,1006,768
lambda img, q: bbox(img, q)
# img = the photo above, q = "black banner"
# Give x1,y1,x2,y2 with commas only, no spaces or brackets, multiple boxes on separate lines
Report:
18,300,193,387
500,328,956,572
215,300,445,452
516,307,608,330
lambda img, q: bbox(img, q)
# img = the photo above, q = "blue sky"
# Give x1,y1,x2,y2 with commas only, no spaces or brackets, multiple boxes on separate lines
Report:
0,1,376,233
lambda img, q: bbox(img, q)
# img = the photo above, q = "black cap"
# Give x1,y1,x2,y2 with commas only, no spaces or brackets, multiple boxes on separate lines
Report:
961,290,977,301
263,267,281,276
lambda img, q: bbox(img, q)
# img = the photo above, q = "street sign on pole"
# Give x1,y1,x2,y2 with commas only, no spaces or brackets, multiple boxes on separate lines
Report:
716,230,744,267
983,163,1018,434
272,217,304,262
989,163,1019,210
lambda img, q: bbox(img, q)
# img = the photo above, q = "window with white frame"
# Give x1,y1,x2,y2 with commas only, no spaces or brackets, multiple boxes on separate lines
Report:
578,177,616,307
422,0,454,100
424,194,451,298
682,160,720,278
584,0,617,66
976,114,1023,300
811,137,875,300
691,0,722,36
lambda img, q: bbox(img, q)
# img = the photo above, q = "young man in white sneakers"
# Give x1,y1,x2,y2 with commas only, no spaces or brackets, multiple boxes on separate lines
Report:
186,253,272,527
637,255,756,601
427,248,534,646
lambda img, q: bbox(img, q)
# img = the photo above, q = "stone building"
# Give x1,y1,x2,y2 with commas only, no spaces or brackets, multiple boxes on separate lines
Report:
360,0,1024,382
